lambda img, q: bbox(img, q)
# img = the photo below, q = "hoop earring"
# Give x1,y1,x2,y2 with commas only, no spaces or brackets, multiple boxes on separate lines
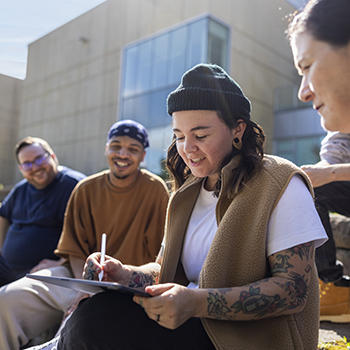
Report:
233,137,242,150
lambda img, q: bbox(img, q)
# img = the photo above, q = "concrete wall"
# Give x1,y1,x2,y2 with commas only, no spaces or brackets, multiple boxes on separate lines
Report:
15,0,299,183
0,74,21,186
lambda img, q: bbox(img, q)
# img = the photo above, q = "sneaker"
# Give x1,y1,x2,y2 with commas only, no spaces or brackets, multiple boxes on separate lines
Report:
319,278,350,323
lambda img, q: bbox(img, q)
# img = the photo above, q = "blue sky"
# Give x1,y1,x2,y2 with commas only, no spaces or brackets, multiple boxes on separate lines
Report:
0,0,106,80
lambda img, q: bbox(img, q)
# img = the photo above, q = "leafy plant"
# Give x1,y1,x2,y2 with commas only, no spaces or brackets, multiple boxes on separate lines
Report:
318,337,350,349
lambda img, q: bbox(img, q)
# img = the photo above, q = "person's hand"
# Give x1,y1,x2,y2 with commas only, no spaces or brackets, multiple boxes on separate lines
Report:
301,164,332,188
134,283,197,330
30,258,65,273
83,253,129,284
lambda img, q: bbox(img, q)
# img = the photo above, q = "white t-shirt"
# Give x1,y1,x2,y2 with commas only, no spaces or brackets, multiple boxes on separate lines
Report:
179,175,327,289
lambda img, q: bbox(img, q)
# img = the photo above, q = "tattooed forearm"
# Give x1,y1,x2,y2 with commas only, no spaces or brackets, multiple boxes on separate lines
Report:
231,285,287,317
207,291,234,320
128,270,159,288
274,271,309,310
206,244,315,320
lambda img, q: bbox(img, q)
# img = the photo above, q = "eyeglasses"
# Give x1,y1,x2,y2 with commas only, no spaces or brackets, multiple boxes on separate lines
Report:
19,153,51,171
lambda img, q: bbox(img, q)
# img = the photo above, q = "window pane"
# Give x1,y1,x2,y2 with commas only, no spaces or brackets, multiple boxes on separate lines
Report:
134,94,150,127
150,87,174,127
296,137,321,165
277,139,294,152
144,124,173,176
168,26,187,85
187,18,207,68
152,34,170,89
136,41,152,93
208,19,229,69
121,98,135,120
123,46,138,97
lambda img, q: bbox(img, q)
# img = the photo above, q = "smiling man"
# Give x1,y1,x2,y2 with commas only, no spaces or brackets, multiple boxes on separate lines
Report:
0,120,169,350
0,137,85,287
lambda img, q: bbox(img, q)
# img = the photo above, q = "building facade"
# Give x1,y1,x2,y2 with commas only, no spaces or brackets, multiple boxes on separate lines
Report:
0,74,21,187
0,0,320,186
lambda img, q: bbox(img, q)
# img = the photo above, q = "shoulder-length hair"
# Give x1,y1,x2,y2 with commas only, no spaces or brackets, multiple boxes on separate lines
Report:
166,111,265,197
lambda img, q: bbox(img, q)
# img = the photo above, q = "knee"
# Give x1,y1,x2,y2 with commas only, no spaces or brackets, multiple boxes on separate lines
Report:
0,282,22,308
0,284,20,320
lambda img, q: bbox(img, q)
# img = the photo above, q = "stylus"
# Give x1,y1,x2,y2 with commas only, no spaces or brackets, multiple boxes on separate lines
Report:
98,233,107,281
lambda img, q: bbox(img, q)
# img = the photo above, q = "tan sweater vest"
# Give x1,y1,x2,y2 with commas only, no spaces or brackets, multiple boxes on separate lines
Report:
160,155,319,350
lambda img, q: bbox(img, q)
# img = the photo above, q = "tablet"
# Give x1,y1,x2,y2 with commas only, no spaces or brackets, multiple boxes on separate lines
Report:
26,274,151,297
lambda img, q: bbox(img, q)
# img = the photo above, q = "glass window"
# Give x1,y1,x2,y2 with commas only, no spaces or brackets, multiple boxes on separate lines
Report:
208,19,229,69
168,26,187,85
275,139,295,163
150,87,175,127
134,94,151,127
187,18,207,68
296,137,321,165
121,98,135,121
136,41,153,93
123,46,138,98
275,136,322,166
152,33,170,89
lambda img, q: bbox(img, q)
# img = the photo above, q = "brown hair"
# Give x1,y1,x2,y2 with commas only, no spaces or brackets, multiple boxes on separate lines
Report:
287,0,350,47
166,112,265,197
15,136,55,163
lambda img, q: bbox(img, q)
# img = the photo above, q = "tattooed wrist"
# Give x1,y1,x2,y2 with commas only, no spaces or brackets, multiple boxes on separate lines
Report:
128,271,159,288
207,290,234,320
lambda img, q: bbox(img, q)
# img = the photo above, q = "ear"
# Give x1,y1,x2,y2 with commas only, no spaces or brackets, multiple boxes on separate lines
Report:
104,144,109,157
141,150,146,162
232,119,247,139
51,153,59,165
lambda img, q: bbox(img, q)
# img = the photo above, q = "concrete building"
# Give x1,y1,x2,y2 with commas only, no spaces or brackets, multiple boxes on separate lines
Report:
0,0,322,187
0,74,22,187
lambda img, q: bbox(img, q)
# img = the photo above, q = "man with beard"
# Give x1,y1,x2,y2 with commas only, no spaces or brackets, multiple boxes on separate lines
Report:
0,136,85,287
0,120,169,349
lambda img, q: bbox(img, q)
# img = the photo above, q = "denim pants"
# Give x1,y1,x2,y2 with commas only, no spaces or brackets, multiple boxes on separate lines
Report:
314,181,350,283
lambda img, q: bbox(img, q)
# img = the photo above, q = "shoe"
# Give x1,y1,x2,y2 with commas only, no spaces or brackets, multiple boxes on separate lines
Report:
319,278,350,323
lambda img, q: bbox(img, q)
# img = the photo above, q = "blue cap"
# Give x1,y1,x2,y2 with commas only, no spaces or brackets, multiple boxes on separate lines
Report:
107,120,149,149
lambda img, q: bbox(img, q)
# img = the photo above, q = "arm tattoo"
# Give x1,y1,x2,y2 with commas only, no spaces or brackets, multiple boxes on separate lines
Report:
231,285,287,317
231,270,310,318
286,242,312,261
128,271,158,288
274,271,308,310
270,254,294,274
207,291,233,320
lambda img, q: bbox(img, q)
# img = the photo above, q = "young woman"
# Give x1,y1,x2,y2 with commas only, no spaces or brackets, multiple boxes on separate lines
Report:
287,0,350,323
57,64,327,350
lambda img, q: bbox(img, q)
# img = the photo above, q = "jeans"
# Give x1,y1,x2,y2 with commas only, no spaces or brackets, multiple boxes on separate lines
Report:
314,181,350,283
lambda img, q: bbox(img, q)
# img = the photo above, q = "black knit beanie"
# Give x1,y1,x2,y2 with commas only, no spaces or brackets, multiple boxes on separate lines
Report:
167,63,251,120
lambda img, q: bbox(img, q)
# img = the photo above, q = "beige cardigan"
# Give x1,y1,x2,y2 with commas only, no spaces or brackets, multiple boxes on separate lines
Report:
160,155,319,350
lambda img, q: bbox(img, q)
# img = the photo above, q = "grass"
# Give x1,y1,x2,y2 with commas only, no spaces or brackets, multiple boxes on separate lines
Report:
318,337,350,349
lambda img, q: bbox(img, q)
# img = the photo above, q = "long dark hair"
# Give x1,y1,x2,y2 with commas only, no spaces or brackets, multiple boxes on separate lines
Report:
166,111,265,197
287,0,350,47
